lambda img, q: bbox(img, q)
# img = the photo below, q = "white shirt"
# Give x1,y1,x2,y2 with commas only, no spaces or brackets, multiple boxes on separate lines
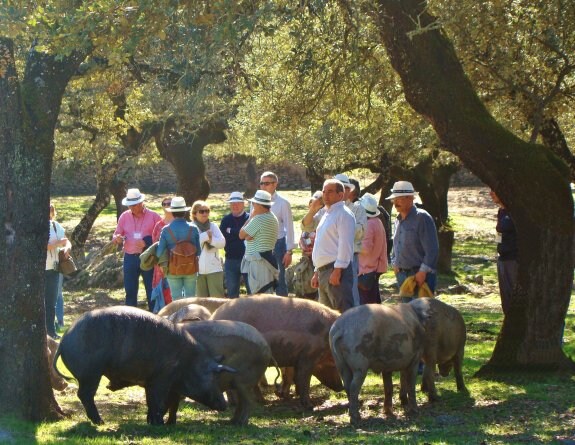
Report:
312,201,355,269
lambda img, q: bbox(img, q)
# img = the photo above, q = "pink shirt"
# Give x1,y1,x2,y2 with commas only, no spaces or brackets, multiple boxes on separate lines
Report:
359,217,388,275
114,208,161,254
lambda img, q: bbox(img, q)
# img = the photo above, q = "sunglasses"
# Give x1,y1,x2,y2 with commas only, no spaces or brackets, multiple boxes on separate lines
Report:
197,209,210,214
161,202,172,207
260,181,276,186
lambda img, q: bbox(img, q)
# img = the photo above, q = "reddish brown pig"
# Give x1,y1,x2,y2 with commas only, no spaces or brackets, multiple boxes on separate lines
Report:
167,304,211,323
329,303,425,425
409,298,468,401
53,306,234,425
211,294,343,409
158,297,229,318
47,336,68,391
172,320,271,425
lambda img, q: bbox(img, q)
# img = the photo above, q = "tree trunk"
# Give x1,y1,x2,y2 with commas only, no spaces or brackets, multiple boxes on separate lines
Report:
0,38,85,421
154,120,227,205
305,163,326,192
69,180,112,262
376,0,574,371
539,117,575,182
245,156,258,198
111,179,127,221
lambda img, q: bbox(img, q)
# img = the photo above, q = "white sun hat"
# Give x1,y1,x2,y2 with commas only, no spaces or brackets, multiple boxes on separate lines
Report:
385,181,419,200
122,188,145,206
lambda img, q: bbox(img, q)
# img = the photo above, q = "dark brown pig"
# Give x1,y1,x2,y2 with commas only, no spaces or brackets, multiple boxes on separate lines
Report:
167,304,211,323
171,320,271,425
211,294,343,409
53,306,234,425
158,297,229,318
47,336,68,391
329,303,425,425
409,298,468,401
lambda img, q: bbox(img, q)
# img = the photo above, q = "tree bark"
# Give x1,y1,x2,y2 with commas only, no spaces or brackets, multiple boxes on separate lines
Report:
376,0,574,371
245,156,258,198
154,119,227,205
69,180,112,261
539,117,575,182
0,38,85,421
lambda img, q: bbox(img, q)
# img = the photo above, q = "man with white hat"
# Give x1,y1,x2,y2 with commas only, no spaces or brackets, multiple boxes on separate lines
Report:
303,173,367,306
258,171,297,296
240,190,279,294
219,191,250,298
306,178,356,312
113,188,161,309
386,181,439,301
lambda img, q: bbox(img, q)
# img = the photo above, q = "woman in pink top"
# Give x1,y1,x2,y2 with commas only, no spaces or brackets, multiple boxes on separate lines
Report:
358,193,388,304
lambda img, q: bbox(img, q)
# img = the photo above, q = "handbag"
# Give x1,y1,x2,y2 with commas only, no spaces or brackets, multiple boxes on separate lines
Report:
58,249,78,276
52,221,77,276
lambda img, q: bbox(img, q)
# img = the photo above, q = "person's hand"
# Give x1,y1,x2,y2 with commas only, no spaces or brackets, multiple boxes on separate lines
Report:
329,268,342,286
134,239,146,250
282,252,293,268
415,270,427,287
311,272,319,289
59,237,69,247
309,197,323,213
113,235,124,245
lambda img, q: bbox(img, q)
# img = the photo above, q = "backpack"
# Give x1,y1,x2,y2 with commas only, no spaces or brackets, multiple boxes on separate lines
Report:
166,227,198,276
287,256,316,297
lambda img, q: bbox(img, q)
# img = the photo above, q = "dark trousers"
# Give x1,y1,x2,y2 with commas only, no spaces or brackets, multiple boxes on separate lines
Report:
123,253,154,310
273,237,288,296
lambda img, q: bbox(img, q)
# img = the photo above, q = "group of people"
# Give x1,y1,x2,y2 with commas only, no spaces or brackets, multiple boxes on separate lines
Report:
106,174,443,313
43,176,441,337
111,171,298,309
302,176,439,313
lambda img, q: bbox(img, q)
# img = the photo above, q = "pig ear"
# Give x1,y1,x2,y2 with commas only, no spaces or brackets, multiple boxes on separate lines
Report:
214,364,237,374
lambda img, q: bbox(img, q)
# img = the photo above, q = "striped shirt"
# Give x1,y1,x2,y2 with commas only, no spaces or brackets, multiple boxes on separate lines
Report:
243,212,279,255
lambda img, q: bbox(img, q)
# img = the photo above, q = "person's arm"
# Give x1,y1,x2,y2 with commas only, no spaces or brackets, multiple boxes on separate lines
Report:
334,211,355,270
112,213,126,245
301,198,323,231
209,222,226,248
419,213,439,274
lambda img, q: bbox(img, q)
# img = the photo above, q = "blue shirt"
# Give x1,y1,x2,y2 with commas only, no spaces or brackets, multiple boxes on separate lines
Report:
156,218,201,258
391,205,439,273
220,212,249,260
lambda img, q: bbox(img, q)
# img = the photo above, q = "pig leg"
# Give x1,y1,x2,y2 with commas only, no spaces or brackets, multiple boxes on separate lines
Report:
348,369,367,425
231,384,253,426
77,376,104,425
294,360,315,410
421,360,438,402
275,367,294,399
166,390,181,425
400,362,419,415
145,384,170,425
382,371,394,416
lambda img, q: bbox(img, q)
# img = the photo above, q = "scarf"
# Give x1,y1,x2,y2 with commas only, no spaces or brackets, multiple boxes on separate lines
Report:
195,219,213,249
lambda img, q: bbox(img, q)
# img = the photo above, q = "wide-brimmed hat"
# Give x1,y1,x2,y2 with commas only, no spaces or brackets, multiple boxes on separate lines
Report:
166,196,191,212
226,191,245,203
249,190,274,206
385,181,419,200
122,188,145,206
360,193,381,217
334,173,355,191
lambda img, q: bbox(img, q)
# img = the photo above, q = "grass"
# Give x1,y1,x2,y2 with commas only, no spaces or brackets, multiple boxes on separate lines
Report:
3,188,575,444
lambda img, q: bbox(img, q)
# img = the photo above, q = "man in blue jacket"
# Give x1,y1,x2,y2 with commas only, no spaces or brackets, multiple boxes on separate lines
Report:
220,192,250,297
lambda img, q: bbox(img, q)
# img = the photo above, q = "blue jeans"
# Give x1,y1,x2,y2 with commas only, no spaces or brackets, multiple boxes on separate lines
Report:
44,269,60,337
56,273,64,326
123,253,154,310
274,237,288,296
224,258,247,298
167,274,197,299
396,269,437,303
